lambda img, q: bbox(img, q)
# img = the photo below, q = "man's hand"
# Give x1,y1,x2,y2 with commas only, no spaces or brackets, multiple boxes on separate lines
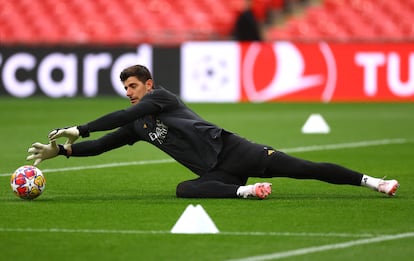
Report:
48,126,79,144
26,140,59,166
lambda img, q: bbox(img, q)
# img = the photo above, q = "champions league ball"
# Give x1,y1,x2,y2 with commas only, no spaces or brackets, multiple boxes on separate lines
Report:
10,165,46,200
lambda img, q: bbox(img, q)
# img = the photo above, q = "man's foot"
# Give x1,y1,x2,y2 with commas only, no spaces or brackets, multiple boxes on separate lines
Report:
237,182,272,199
254,182,272,199
377,179,399,196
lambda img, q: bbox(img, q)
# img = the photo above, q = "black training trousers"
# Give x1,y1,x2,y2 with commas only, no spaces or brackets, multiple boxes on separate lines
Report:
176,134,363,198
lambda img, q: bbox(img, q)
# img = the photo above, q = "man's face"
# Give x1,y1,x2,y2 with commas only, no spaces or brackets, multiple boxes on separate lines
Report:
123,76,153,105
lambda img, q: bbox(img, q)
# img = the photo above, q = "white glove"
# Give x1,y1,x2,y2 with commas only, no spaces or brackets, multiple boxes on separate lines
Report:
26,140,59,166
48,126,79,144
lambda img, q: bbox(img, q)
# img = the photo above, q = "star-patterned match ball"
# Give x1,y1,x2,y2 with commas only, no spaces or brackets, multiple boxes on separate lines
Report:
10,165,46,200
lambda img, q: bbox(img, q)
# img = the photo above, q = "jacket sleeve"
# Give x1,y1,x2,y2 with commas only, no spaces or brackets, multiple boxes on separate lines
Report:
71,126,137,156
77,100,159,136
77,88,177,137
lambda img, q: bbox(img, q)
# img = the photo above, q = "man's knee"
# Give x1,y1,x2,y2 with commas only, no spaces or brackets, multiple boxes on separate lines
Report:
176,180,194,198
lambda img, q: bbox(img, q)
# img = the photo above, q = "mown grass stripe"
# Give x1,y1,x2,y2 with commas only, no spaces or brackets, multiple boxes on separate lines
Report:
0,227,384,238
1,138,409,177
228,232,414,261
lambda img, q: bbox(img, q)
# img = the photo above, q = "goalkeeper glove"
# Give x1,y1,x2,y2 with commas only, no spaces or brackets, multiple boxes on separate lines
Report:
48,126,80,144
26,140,72,166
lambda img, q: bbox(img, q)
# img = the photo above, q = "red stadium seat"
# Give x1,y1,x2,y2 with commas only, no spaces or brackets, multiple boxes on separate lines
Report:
0,0,412,44
268,0,413,41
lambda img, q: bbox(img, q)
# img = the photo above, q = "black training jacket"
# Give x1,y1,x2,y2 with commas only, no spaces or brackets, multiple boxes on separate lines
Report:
72,86,231,175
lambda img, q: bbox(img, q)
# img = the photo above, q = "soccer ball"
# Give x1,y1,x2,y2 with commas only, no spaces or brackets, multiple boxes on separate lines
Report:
10,165,46,200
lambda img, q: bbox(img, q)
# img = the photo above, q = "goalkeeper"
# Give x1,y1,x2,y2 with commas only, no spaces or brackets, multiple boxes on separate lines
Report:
27,65,399,199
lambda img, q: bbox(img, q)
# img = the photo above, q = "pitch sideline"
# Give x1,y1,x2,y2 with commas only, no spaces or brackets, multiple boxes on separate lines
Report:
0,138,408,177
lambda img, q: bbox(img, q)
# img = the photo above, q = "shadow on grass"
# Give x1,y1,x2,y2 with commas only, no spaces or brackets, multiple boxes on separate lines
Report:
272,193,398,200
4,193,402,204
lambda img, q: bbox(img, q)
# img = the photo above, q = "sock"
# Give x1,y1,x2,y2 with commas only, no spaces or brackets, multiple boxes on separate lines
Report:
361,175,382,190
236,185,254,198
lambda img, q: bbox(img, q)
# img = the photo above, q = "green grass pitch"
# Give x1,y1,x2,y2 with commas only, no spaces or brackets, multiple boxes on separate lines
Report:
1,97,413,261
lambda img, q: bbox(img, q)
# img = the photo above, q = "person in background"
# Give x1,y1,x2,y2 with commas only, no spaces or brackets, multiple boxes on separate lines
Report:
232,0,263,41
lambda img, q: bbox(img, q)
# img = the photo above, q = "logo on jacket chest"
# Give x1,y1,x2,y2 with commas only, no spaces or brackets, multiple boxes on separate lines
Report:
145,118,168,144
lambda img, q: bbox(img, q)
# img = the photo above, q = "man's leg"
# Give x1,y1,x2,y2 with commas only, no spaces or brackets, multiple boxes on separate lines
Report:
176,171,247,198
176,173,271,199
264,151,363,185
264,151,399,196
215,135,363,185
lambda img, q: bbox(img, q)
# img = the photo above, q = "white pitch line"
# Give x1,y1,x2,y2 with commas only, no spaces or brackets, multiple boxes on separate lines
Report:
0,138,409,177
220,231,375,238
227,232,414,261
0,227,168,235
0,158,175,177
42,158,174,173
280,138,408,153
0,227,382,238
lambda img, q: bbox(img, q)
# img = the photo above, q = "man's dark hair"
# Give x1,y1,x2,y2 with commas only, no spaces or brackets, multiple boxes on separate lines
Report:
120,65,153,83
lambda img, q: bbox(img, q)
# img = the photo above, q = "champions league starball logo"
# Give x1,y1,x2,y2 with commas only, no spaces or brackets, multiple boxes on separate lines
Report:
180,42,240,102
190,55,230,97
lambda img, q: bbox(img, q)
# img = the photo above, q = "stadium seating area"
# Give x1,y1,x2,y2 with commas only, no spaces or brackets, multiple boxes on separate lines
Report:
267,0,414,41
0,0,251,45
0,0,412,45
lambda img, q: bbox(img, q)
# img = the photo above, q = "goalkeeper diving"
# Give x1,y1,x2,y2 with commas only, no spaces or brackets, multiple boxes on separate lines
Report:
27,65,400,199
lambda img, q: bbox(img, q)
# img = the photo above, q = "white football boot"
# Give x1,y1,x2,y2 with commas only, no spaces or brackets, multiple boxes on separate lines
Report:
377,179,400,196
237,182,272,199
